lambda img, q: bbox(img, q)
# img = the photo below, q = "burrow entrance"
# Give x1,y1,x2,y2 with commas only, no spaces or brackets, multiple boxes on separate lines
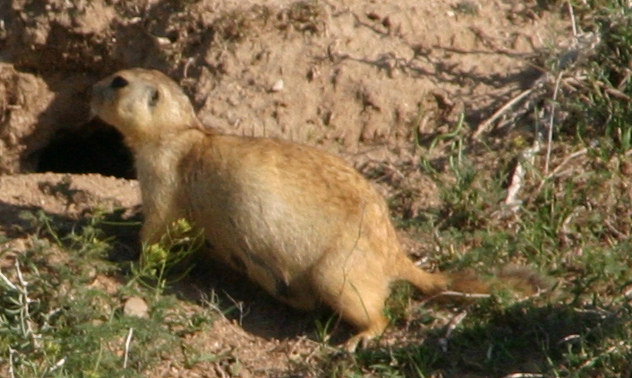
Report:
36,119,135,179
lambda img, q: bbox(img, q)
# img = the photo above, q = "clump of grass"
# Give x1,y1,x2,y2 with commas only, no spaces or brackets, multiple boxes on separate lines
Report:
128,218,203,300
278,0,326,34
209,0,325,48
561,7,632,156
0,212,215,377
452,1,479,16
210,5,273,46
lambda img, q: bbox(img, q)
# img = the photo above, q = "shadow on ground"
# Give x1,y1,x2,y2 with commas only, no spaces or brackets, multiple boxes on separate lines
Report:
327,301,629,377
0,197,335,344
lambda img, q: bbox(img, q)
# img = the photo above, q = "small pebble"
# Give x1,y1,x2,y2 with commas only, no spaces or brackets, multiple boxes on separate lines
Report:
123,296,149,318
271,79,284,92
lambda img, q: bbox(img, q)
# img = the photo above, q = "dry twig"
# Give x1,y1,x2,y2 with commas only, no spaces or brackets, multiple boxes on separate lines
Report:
544,72,564,174
472,87,537,140
438,310,468,353
123,328,134,369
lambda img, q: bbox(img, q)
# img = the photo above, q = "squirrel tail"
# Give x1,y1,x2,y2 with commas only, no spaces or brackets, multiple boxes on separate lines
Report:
400,260,550,300
446,264,551,299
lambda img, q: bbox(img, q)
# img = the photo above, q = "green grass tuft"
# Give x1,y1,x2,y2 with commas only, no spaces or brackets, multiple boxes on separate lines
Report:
0,212,216,377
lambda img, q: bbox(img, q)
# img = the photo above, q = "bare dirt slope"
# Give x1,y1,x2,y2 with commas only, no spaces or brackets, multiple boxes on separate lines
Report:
0,0,569,376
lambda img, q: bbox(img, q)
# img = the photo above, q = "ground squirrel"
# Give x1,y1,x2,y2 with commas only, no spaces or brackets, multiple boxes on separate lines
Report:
91,68,545,351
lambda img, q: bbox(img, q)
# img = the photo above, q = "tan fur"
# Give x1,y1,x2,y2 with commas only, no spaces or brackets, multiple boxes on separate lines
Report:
91,68,543,351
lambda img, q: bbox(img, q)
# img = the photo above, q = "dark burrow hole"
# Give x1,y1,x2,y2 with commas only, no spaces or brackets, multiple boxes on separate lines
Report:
36,119,135,179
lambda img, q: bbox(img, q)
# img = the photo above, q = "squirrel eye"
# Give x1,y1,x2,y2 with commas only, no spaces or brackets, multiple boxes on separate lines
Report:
111,76,129,89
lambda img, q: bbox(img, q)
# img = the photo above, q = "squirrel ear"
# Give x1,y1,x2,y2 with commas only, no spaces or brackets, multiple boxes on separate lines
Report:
148,87,160,107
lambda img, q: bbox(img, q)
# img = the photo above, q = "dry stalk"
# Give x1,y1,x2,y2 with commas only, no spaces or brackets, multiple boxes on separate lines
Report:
46,358,67,375
504,134,542,213
419,289,492,306
6,260,41,347
472,0,599,142
8,348,16,378
123,327,134,369
434,290,492,300
577,345,618,370
438,310,468,353
531,147,588,200
0,260,63,374
544,72,564,174
472,87,537,140
498,0,601,214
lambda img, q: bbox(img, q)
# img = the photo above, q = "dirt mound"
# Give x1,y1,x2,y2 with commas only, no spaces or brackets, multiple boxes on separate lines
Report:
1,0,565,178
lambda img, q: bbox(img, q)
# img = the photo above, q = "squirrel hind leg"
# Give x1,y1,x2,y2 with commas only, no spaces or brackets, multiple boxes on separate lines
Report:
311,254,391,352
